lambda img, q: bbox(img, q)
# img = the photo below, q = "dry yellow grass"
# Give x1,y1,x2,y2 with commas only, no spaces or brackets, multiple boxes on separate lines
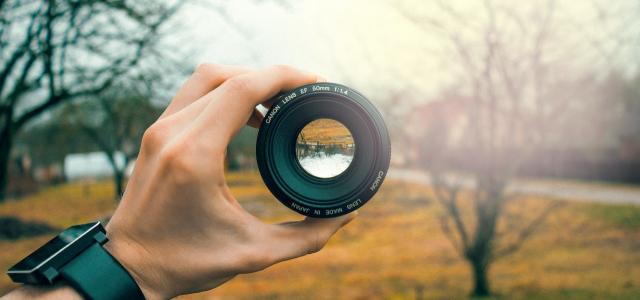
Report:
297,119,354,146
0,173,639,299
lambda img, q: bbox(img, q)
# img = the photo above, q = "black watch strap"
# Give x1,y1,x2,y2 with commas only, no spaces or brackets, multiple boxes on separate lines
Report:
60,237,145,300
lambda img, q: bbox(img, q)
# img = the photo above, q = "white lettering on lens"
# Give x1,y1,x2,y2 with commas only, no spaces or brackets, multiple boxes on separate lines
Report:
312,85,330,92
333,86,349,95
283,92,297,104
370,171,384,191
347,199,362,209
326,207,343,215
265,105,280,124
291,202,310,213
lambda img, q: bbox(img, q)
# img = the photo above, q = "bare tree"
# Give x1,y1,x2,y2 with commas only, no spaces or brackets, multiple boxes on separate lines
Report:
59,84,163,199
401,0,640,295
399,0,583,296
0,0,180,200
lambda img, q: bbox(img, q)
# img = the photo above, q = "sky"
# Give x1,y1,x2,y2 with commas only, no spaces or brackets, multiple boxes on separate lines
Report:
173,0,638,107
175,0,456,101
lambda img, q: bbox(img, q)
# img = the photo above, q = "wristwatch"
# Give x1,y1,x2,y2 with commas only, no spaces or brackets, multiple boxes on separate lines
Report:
6,221,145,300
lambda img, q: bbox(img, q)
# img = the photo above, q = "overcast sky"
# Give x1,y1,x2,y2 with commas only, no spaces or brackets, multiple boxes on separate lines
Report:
173,0,639,105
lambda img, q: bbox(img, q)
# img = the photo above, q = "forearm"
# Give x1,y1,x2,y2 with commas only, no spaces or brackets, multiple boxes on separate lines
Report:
2,283,82,300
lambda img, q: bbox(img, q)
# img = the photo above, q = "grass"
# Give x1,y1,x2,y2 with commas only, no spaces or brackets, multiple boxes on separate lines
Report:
583,204,640,230
0,172,639,299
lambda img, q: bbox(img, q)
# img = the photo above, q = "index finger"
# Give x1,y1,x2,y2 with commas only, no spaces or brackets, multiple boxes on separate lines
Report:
159,64,251,119
191,65,318,146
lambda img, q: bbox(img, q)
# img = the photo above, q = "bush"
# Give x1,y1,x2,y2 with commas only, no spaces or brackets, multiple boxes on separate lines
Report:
0,216,58,240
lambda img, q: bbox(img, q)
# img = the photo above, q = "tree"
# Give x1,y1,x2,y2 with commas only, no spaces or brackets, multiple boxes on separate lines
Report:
13,114,98,188
59,85,163,199
0,0,180,200
399,0,591,295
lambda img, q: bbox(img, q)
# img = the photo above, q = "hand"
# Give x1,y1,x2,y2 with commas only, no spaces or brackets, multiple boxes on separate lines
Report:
103,64,356,299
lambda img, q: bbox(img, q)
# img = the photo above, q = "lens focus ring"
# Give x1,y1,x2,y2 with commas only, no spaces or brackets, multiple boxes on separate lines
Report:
256,82,391,218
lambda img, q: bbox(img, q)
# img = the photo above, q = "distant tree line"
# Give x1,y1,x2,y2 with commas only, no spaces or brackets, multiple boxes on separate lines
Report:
0,0,182,201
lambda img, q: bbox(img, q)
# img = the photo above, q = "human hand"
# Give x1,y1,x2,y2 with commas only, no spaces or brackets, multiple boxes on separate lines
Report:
103,64,356,299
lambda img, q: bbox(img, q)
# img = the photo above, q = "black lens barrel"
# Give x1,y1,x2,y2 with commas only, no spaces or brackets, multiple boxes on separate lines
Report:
256,82,390,218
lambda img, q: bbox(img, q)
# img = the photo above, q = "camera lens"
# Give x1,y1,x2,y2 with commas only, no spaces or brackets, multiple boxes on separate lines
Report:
257,82,390,218
295,119,355,178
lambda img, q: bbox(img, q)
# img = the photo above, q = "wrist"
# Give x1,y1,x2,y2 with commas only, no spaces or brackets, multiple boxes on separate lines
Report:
103,231,165,300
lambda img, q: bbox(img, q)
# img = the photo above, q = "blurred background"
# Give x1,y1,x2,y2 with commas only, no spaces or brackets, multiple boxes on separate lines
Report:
1,0,639,299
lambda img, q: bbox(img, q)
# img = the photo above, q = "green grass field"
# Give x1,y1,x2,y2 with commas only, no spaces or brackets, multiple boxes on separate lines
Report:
1,172,639,299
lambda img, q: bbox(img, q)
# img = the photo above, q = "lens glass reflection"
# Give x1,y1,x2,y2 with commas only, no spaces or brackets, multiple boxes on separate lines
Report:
296,119,355,178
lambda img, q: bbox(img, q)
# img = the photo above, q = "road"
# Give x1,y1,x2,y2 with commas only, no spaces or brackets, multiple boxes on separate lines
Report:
388,168,640,205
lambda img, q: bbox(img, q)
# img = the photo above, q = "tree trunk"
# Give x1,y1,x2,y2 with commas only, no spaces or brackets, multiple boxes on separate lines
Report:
470,259,490,297
113,169,124,200
104,151,124,200
0,124,13,202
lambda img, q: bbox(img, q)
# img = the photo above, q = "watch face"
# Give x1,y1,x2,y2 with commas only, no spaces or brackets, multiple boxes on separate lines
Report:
7,222,104,284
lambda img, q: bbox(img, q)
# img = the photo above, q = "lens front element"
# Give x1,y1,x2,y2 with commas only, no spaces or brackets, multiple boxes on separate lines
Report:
295,119,355,178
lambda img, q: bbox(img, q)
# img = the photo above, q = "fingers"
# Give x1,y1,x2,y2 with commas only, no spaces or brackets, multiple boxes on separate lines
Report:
159,64,251,119
242,73,326,129
264,212,357,265
191,65,318,144
260,75,327,110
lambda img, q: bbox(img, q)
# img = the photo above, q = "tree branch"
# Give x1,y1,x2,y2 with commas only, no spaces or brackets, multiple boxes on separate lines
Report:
12,5,159,132
0,3,43,97
438,212,465,257
493,200,562,259
431,174,470,251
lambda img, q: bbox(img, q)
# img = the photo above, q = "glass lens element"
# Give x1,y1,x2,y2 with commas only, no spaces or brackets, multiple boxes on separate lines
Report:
296,119,355,178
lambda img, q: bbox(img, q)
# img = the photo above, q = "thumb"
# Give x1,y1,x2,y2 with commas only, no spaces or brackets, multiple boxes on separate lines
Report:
266,212,357,264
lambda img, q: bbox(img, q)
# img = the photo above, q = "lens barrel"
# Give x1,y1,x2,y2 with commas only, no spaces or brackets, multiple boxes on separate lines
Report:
256,82,390,218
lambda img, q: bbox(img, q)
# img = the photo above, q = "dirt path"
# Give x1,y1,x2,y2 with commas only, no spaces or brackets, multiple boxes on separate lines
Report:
388,168,640,205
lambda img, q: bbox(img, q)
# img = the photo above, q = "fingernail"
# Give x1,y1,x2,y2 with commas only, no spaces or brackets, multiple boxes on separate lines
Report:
316,75,327,83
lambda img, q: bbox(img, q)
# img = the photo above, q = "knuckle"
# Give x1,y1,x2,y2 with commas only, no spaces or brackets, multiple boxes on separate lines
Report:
236,247,272,272
195,63,227,84
141,123,167,152
308,229,333,254
194,63,219,77
305,234,322,254
224,76,252,94
159,144,198,179
270,64,294,74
